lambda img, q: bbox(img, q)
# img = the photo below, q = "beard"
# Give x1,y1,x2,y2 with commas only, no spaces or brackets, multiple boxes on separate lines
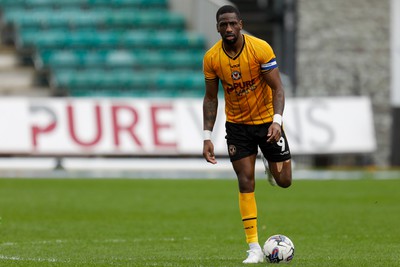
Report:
222,34,238,45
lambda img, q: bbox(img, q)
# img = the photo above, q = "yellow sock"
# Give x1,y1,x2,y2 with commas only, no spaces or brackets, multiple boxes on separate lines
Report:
239,192,258,244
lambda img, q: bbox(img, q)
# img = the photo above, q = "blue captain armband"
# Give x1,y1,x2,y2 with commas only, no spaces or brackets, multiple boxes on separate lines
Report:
261,58,278,71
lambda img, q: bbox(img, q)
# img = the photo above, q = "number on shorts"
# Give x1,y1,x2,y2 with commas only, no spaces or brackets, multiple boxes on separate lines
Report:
277,137,286,152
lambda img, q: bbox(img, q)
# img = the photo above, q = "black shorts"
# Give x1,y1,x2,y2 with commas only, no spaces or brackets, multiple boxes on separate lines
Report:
225,121,291,162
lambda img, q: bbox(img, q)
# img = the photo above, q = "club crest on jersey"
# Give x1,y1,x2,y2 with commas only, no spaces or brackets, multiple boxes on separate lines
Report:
231,71,241,80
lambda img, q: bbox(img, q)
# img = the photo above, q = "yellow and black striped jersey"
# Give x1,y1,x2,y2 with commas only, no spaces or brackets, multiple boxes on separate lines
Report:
203,34,278,125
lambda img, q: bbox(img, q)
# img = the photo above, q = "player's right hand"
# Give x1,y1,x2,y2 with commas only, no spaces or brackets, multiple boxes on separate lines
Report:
267,123,282,143
203,140,217,164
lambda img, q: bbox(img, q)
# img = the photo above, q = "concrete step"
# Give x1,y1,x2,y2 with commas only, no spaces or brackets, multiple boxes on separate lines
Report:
0,86,52,97
0,66,51,97
0,64,51,96
0,42,51,96
0,67,35,88
0,52,19,69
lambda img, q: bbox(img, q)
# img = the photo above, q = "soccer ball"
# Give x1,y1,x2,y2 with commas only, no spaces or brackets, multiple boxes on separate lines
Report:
263,234,295,263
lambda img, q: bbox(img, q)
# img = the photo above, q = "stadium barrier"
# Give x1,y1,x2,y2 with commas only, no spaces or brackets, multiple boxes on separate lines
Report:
0,96,376,156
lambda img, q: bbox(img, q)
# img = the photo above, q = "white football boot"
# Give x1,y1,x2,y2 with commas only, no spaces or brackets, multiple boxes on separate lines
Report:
242,248,264,264
261,155,276,186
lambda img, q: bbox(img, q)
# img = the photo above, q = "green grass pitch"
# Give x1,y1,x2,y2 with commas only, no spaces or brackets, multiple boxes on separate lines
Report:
0,177,399,266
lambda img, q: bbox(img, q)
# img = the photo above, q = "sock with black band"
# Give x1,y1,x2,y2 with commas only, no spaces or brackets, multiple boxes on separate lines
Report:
239,192,259,245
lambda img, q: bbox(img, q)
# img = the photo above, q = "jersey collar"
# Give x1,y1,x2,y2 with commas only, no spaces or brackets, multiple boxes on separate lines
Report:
222,34,245,60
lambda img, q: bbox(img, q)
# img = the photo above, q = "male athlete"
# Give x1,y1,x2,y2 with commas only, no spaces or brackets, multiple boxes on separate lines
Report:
202,5,292,264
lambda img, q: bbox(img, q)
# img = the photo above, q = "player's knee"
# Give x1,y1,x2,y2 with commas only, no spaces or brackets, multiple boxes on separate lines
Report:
276,175,292,188
238,176,255,193
239,183,255,193
278,179,291,188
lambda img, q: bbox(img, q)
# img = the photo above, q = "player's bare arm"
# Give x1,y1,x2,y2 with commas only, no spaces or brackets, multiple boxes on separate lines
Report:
203,79,219,164
262,68,285,143
203,79,219,131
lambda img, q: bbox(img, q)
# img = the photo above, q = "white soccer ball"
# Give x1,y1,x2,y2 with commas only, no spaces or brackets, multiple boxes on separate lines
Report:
263,234,295,264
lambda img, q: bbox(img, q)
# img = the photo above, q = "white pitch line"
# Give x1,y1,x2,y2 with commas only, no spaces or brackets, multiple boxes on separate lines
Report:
0,255,66,263
0,237,191,248
0,237,193,264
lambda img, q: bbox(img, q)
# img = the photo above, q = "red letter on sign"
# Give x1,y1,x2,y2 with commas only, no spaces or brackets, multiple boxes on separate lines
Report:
111,105,142,147
31,106,57,148
151,104,177,148
67,104,102,147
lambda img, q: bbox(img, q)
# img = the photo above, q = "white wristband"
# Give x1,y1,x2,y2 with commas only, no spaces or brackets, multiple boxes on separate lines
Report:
273,114,282,126
203,130,212,140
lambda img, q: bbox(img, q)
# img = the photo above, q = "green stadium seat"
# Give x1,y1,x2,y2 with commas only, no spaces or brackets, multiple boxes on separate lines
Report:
3,9,185,31
105,12,185,29
105,50,137,67
0,0,167,9
155,71,204,90
0,0,207,98
3,9,99,27
36,50,81,69
50,69,204,96
123,31,205,49
134,50,204,70
35,49,204,71
17,30,206,51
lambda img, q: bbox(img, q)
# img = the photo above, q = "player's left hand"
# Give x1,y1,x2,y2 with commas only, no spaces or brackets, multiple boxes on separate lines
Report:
267,123,282,143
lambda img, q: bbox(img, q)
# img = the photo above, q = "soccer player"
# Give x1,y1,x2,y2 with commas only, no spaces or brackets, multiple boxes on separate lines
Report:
202,5,292,264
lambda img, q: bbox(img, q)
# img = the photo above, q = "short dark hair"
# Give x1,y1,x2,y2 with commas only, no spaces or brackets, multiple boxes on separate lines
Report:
216,5,241,22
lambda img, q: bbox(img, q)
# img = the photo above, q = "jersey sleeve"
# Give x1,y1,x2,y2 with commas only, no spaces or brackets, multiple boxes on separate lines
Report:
258,41,278,73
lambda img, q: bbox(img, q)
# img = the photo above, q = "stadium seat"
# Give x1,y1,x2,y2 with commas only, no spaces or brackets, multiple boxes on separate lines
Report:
34,49,204,71
136,50,204,70
0,0,207,98
17,30,205,51
3,9,185,31
0,0,167,9
50,69,204,97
